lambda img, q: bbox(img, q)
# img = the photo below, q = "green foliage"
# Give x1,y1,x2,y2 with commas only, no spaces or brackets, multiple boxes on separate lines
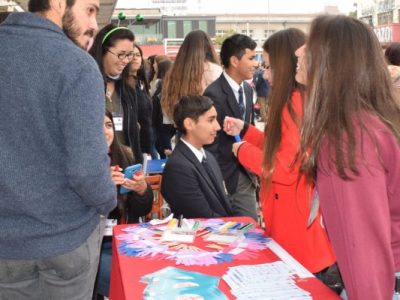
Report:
214,29,237,45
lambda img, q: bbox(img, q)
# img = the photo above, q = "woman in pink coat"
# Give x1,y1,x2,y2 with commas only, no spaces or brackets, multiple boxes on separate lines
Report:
296,15,400,300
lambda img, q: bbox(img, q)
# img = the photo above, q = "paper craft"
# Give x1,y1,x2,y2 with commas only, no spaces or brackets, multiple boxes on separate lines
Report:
205,231,244,244
162,229,196,243
141,267,228,300
117,219,269,266
149,213,174,226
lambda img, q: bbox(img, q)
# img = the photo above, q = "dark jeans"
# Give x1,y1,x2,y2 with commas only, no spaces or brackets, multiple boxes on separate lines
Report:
96,240,112,297
150,127,160,160
314,263,344,295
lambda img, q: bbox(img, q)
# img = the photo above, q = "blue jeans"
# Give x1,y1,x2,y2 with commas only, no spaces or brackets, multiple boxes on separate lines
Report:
0,218,105,300
96,241,112,297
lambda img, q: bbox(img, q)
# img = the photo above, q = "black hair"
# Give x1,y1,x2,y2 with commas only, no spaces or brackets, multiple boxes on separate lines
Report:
147,54,157,82
133,44,150,95
28,0,75,12
157,59,172,79
89,23,135,85
220,34,257,68
385,42,400,66
105,109,134,167
173,95,214,135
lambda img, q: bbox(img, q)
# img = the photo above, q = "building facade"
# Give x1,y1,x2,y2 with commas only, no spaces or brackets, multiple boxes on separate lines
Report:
113,6,340,58
215,13,318,45
356,0,400,44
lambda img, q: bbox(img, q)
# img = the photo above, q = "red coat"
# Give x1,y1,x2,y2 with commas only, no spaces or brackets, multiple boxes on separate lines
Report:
237,90,335,273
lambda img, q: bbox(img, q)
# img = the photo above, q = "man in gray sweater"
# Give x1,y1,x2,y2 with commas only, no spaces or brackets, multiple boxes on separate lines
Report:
0,0,117,299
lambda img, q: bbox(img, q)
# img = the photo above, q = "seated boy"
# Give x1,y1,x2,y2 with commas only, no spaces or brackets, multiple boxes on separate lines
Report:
161,95,234,218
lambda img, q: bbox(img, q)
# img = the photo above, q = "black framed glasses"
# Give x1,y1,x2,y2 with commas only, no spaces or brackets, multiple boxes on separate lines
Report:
107,50,135,61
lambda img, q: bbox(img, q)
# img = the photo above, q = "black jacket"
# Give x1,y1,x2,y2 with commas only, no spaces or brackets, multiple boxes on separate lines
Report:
108,149,153,224
152,80,163,128
161,141,234,218
135,84,153,153
203,74,254,194
115,80,143,163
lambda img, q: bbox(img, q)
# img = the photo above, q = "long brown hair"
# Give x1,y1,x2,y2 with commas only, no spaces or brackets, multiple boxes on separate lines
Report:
161,30,219,118
262,28,306,177
300,15,400,180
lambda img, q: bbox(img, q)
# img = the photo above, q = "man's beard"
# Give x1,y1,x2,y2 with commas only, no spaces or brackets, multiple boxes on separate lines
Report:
62,8,94,50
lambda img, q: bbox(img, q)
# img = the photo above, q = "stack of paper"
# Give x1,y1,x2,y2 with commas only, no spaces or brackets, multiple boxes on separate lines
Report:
223,262,312,300
141,267,228,300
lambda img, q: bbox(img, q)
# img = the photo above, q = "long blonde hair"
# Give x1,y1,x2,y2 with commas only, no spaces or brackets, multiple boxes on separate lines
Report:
161,30,219,119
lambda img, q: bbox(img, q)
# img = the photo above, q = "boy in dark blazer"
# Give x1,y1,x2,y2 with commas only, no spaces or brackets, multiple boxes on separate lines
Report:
204,34,259,220
161,95,234,218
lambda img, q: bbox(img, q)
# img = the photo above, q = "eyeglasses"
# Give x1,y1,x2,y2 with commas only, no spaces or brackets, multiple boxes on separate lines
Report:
107,49,135,61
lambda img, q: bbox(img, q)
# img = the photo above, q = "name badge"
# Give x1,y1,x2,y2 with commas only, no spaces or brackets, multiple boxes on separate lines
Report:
113,114,123,132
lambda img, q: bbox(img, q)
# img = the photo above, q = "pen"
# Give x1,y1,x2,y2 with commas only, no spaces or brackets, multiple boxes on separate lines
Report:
177,214,183,228
192,221,200,231
226,221,237,230
238,223,249,230
240,223,254,232
220,221,233,233
230,222,242,230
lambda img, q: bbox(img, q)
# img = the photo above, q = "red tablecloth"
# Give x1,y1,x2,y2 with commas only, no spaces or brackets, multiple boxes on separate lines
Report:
109,217,339,300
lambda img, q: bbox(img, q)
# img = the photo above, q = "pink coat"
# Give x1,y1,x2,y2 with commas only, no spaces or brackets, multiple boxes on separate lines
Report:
317,113,400,300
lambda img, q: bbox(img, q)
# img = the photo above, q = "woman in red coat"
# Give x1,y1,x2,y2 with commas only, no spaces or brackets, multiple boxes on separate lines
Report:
224,29,336,275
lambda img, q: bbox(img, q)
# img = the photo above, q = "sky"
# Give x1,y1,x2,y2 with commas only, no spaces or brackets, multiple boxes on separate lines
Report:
116,0,355,14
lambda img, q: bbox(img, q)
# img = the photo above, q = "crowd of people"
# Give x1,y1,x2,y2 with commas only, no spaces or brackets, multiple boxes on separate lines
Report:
0,0,399,299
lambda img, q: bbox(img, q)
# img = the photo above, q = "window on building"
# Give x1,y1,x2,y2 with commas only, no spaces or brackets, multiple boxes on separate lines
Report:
216,30,225,37
361,15,373,26
199,20,208,32
167,21,177,38
378,11,393,25
241,29,253,37
264,29,275,39
183,20,192,37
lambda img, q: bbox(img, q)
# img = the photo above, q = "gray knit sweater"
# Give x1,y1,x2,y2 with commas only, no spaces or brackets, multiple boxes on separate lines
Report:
0,13,117,259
